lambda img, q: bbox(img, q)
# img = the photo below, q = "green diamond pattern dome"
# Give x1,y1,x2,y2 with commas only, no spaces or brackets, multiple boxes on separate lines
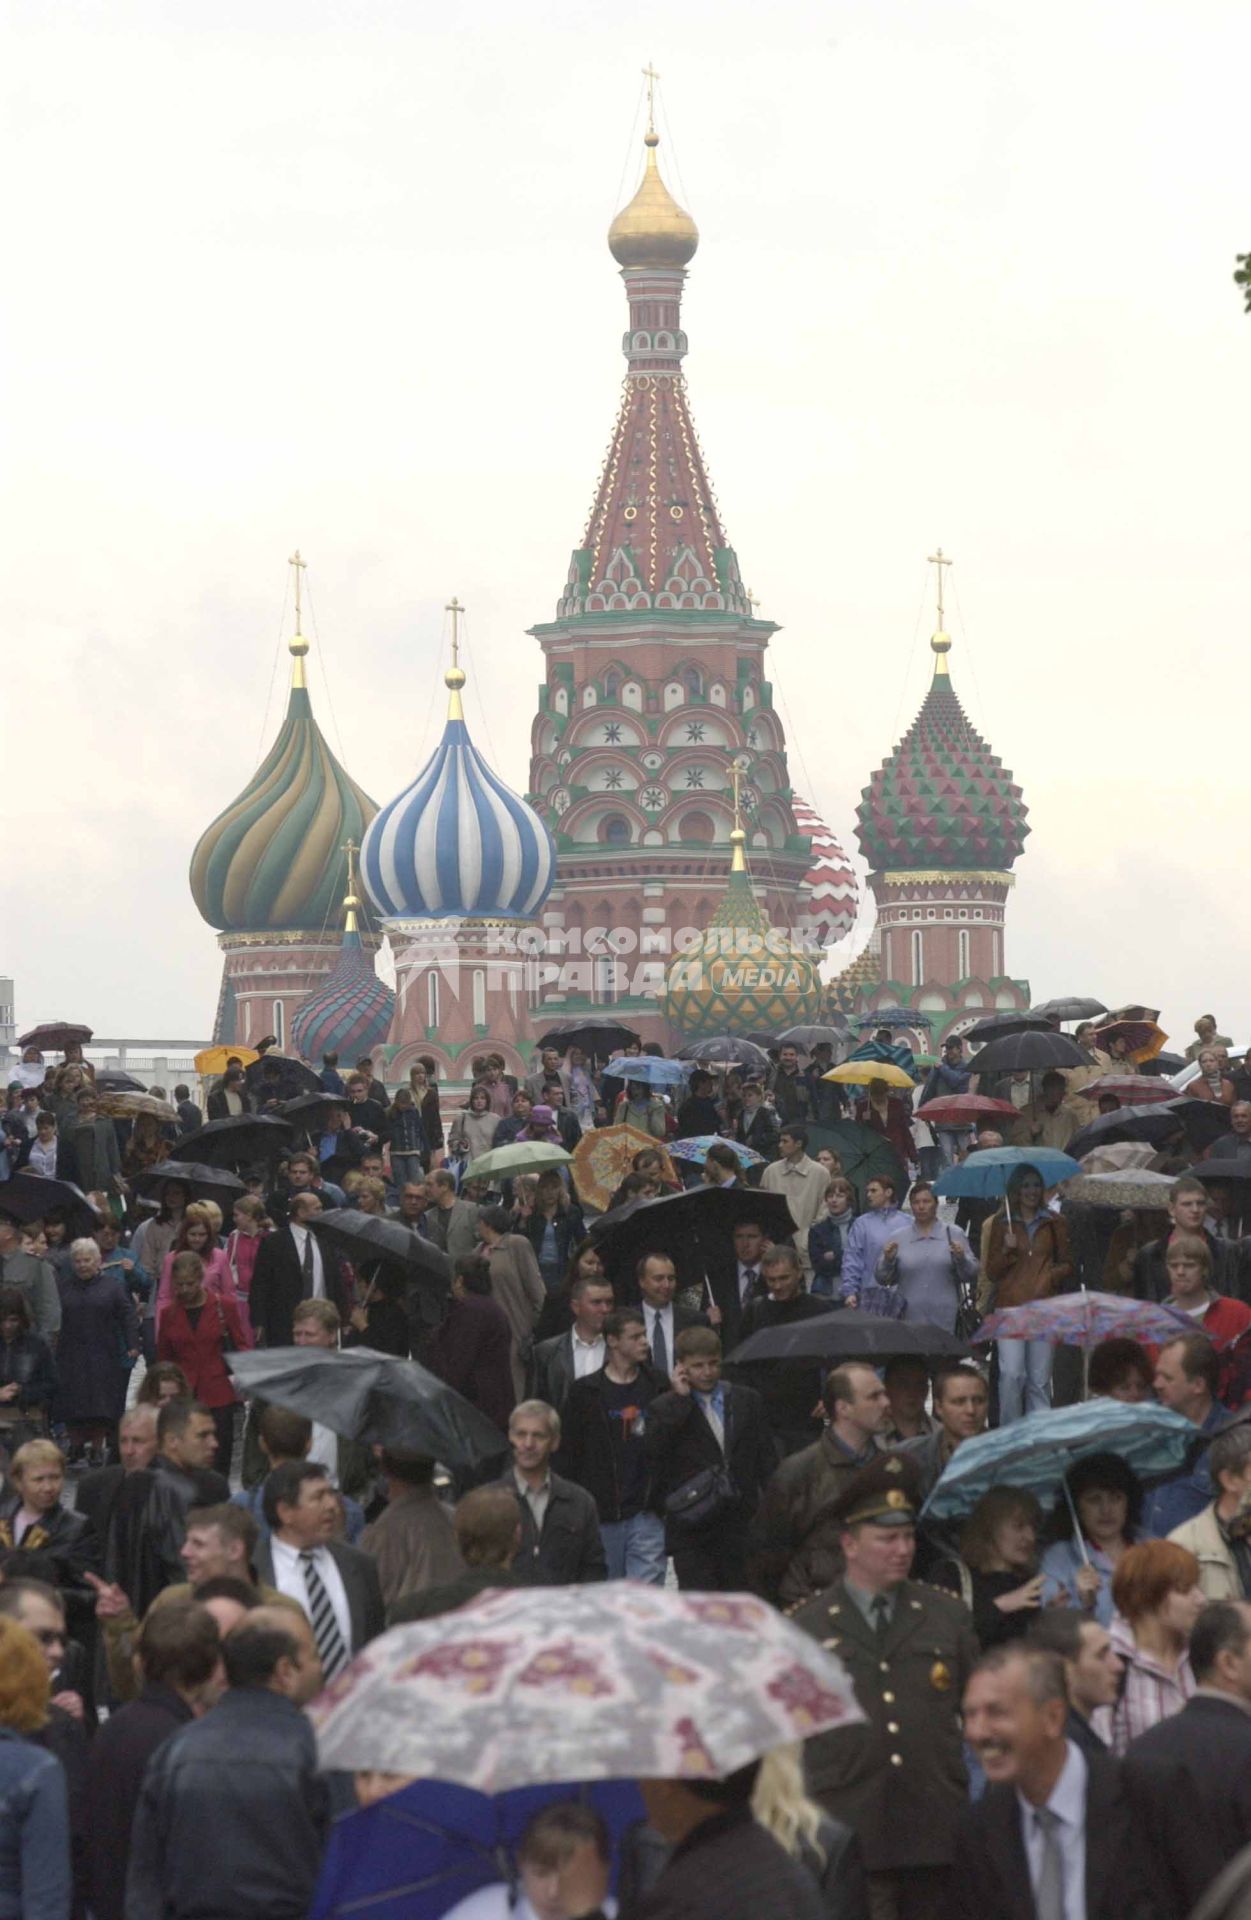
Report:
661,866,824,1037
856,671,1028,872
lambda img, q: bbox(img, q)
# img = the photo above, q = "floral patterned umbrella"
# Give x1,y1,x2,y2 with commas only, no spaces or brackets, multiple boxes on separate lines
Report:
668,1135,764,1169
570,1126,678,1213
309,1583,863,1790
975,1291,1195,1349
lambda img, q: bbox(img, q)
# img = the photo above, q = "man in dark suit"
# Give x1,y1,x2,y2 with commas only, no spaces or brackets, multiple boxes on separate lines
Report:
635,1253,707,1381
531,1274,615,1415
77,1403,159,1552
497,1400,606,1585
644,1327,778,1590
792,1453,976,1920
1025,1611,1124,1762
1121,1598,1251,1916
731,1244,833,1455
704,1219,773,1351
254,1461,385,1670
735,1081,780,1165
250,1192,345,1347
952,1644,1161,1920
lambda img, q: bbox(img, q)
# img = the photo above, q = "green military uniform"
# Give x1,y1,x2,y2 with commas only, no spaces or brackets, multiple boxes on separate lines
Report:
789,1453,978,1891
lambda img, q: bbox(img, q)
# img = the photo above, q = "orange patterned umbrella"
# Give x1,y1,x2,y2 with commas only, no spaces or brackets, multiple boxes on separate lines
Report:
571,1126,679,1213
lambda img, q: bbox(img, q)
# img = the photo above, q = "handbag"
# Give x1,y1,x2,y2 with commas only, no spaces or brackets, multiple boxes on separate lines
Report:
663,1465,738,1531
947,1227,983,1342
858,1281,909,1322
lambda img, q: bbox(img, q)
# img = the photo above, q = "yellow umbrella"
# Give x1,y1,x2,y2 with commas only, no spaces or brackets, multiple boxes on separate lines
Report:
193,1045,259,1076
570,1126,679,1214
823,1060,916,1090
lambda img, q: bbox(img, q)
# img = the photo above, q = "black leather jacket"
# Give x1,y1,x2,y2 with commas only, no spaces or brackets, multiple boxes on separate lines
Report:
0,1332,57,1412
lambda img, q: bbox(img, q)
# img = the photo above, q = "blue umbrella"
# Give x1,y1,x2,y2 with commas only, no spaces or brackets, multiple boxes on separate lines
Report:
844,1036,918,1078
311,1777,644,1920
855,1006,934,1030
933,1146,1081,1200
668,1134,764,1169
602,1055,688,1088
921,1400,1201,1523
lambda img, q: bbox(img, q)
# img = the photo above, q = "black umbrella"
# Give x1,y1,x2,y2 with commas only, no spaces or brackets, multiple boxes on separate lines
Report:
15,1021,93,1052
855,1007,934,1030
244,1053,323,1103
1030,997,1108,1023
774,1025,848,1052
964,1011,1055,1043
674,1037,771,1070
538,1020,640,1059
1067,1100,1229,1163
590,1183,796,1276
280,1092,352,1127
1140,1053,1186,1077
0,1173,99,1237
728,1310,970,1365
173,1114,294,1168
309,1209,451,1317
967,1030,1086,1073
133,1161,247,1208
1187,1160,1251,1185
226,1346,505,1470
94,1070,148,1093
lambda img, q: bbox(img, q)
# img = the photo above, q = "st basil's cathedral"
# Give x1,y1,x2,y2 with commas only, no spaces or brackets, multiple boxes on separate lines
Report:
189,100,1030,1076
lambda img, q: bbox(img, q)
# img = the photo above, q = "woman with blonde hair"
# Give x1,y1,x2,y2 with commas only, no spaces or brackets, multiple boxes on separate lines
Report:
752,1742,867,1918
0,1614,71,1917
932,1486,1045,1649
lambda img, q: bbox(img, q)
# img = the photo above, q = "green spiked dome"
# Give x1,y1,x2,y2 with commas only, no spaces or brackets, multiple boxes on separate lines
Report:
855,639,1028,874
661,829,824,1037
190,620,376,935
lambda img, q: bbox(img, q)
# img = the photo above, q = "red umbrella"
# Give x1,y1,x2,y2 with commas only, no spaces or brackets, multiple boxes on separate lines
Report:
1081,1074,1178,1106
914,1093,1019,1126
15,1021,93,1052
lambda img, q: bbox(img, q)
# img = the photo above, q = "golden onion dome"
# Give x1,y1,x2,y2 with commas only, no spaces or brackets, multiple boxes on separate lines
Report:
608,130,699,270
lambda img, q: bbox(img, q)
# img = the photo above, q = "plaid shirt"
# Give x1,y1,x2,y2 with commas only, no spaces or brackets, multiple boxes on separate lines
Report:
1102,1613,1194,1755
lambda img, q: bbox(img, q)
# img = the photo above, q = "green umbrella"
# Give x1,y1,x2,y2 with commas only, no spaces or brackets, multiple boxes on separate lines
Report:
465,1141,573,1182
807,1122,907,1208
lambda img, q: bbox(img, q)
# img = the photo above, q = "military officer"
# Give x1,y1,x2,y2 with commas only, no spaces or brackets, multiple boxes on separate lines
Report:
790,1451,978,1920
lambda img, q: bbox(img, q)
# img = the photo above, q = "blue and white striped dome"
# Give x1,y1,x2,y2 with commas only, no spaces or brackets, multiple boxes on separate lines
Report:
362,673,556,922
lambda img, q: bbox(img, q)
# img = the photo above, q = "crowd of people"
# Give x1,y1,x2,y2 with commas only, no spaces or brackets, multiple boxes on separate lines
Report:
0,1016,1249,1917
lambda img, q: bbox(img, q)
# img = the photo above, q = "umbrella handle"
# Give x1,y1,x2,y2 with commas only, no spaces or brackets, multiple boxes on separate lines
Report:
1061,1475,1091,1568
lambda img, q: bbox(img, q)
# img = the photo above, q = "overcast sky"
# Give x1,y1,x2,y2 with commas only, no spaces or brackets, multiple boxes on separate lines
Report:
3,0,1248,1050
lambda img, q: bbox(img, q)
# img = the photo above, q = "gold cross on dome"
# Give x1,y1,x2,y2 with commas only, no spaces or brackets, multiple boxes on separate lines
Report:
446,596,464,671
289,549,306,627
927,547,952,626
643,62,659,133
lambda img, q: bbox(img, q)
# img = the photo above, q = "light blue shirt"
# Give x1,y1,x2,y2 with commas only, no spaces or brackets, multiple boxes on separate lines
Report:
1017,1739,1087,1920
839,1207,911,1298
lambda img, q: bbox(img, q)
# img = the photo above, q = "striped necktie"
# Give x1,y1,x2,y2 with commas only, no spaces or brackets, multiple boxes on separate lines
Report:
300,1550,348,1680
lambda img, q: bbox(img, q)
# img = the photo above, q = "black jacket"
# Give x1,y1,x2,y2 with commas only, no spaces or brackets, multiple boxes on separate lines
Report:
86,1684,194,1920
731,1293,833,1451
946,1747,1162,1920
126,1686,329,1920
0,1496,99,1628
254,1536,385,1654
494,1470,608,1585
645,1382,778,1549
205,1086,253,1120
0,1331,57,1413
34,1703,89,1919
559,1364,666,1522
623,1805,825,1920
531,1329,593,1416
1121,1692,1251,1916
249,1224,347,1346
107,1456,230,1615
735,1104,781,1163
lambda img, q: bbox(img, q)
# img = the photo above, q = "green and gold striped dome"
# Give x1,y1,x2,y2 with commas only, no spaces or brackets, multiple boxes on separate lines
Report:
190,625,376,935
660,831,824,1038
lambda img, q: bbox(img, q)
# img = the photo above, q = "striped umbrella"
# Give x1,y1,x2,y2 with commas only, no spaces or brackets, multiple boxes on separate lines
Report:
1080,1074,1178,1106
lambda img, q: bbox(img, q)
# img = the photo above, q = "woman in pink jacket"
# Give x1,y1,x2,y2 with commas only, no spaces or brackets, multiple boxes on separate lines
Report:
155,1203,247,1339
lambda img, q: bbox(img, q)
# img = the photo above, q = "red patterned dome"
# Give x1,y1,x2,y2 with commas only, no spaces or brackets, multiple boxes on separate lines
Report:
791,796,859,947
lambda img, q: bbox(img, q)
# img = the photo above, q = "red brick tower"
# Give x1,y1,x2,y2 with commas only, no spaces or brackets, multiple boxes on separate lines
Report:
526,103,848,1043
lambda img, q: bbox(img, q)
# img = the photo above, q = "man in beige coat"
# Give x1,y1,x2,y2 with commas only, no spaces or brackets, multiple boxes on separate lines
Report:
1169,1422,1251,1600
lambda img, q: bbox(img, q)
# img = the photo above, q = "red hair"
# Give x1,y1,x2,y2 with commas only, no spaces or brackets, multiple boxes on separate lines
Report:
1111,1539,1199,1624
